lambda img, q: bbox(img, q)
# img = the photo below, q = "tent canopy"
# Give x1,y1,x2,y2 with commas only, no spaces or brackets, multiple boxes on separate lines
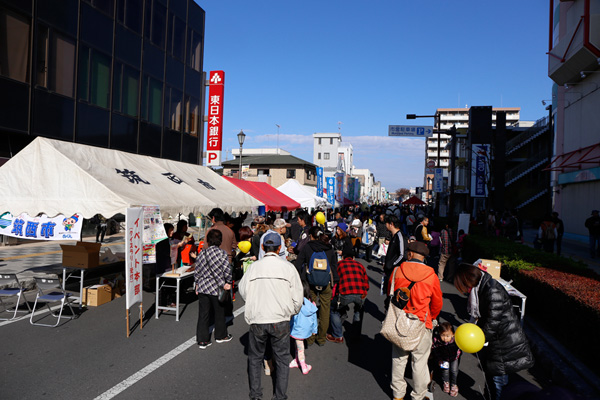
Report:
277,179,331,209
224,177,300,212
402,196,426,205
0,137,262,218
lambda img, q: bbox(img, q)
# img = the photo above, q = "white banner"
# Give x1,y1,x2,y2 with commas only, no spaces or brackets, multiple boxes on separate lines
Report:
0,212,82,241
126,207,144,309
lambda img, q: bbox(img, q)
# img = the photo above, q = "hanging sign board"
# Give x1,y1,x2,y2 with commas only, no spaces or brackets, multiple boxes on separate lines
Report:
206,70,225,166
0,212,82,241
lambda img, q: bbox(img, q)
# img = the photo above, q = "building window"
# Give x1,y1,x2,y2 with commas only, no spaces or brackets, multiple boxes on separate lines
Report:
306,169,313,180
324,153,330,160
0,7,31,83
113,63,139,116
187,29,202,72
286,169,296,179
85,0,115,17
318,138,321,145
185,95,200,136
78,46,111,109
330,138,333,145
116,0,142,34
318,153,321,160
145,0,166,50
141,74,162,125
164,86,183,131
168,13,185,61
258,169,269,176
36,26,76,98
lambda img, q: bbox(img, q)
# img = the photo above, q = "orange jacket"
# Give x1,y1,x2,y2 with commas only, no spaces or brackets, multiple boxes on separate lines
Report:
390,260,443,329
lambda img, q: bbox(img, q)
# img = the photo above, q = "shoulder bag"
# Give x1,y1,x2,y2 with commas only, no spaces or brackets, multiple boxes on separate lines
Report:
380,266,426,351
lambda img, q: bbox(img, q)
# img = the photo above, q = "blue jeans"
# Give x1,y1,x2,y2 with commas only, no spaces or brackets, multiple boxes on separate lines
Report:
330,294,364,338
590,234,600,258
440,359,459,385
492,374,509,400
248,321,290,400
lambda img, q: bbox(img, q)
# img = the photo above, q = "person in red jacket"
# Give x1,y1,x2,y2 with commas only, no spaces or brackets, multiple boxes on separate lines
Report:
389,241,443,400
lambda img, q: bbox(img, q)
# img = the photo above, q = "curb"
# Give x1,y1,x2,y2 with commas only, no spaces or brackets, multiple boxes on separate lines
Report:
525,318,600,399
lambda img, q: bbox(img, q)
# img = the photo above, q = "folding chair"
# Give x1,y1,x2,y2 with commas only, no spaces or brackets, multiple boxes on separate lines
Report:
0,273,32,320
30,275,77,327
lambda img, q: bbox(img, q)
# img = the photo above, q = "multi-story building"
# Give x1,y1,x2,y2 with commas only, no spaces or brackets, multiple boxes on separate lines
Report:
313,132,341,179
546,0,600,239
0,0,205,165
352,168,375,203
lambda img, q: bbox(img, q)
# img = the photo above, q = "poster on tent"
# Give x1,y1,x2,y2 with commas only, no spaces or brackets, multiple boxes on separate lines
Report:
0,212,82,241
141,205,167,264
316,167,324,197
126,207,143,309
326,177,335,205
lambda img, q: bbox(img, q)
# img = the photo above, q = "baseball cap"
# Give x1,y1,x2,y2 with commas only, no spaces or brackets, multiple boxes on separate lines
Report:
263,232,282,246
273,218,291,229
337,222,348,232
351,219,362,227
407,241,430,257
592,210,599,215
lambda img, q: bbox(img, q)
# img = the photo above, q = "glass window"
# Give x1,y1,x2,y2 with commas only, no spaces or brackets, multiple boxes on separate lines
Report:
324,153,330,160
85,0,114,17
185,95,199,136
37,0,77,36
258,169,269,175
0,7,31,83
143,41,164,78
286,169,296,179
117,0,142,34
33,89,74,139
162,128,181,161
168,13,185,61
306,170,313,180
151,1,166,49
187,29,202,72
51,33,76,97
141,74,162,125
115,25,141,67
318,153,321,160
0,78,30,132
111,113,138,153
81,4,113,54
164,86,182,131
330,138,333,145
36,26,49,87
113,63,139,117
76,103,109,146
90,51,111,108
181,133,198,164
139,121,161,156
318,138,321,145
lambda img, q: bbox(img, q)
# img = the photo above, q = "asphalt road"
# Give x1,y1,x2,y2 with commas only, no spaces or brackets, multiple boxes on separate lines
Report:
0,253,542,400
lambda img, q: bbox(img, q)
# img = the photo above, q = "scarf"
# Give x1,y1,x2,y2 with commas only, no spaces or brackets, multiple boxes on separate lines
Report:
467,270,484,322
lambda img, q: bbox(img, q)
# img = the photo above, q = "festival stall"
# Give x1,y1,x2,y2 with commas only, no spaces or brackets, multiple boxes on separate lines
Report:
223,177,300,212
0,137,262,334
277,179,331,210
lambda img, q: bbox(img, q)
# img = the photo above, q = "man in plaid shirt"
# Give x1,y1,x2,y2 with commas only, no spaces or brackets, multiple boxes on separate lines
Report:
327,247,369,343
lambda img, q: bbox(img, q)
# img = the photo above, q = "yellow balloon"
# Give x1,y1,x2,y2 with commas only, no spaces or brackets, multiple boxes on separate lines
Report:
455,323,485,353
315,211,326,225
238,240,251,254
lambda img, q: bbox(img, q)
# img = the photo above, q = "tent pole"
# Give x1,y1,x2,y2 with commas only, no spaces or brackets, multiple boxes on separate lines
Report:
140,302,143,330
126,309,130,337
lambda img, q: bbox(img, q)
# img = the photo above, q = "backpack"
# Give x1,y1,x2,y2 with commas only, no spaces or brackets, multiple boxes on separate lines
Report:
306,250,331,289
542,222,556,240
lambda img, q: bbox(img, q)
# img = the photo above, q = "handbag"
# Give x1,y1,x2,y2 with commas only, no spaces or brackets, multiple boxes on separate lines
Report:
217,287,230,303
380,266,426,351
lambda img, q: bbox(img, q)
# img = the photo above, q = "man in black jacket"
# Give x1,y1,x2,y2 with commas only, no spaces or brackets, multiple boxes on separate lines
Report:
383,215,405,297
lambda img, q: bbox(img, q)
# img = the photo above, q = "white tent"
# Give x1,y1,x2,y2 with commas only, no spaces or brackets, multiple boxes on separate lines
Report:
277,179,331,209
0,137,262,218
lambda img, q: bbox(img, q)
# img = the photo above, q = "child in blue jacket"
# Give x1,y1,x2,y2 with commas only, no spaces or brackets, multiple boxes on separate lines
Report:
289,280,318,374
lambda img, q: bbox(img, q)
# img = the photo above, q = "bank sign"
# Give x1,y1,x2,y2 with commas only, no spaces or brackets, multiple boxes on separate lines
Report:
471,144,489,197
206,71,225,166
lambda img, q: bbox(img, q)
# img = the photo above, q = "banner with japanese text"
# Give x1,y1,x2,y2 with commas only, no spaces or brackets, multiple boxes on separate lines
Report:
316,167,323,197
334,173,344,202
206,70,225,166
326,177,335,205
126,207,143,309
0,212,82,241
471,144,489,198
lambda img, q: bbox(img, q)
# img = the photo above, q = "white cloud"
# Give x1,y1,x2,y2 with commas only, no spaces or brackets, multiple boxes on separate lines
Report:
249,133,313,145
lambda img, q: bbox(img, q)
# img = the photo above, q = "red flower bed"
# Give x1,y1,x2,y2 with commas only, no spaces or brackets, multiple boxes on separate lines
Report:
520,266,600,313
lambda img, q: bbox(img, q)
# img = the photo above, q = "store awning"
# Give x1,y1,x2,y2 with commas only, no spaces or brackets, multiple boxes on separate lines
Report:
223,177,301,212
544,143,600,172
0,137,261,218
403,196,426,205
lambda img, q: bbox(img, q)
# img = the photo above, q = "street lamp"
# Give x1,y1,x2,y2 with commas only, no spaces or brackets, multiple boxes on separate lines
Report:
275,124,280,154
407,112,441,215
237,130,246,179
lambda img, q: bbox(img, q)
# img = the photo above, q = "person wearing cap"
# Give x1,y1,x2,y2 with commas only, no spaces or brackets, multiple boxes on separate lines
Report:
206,207,237,263
389,241,443,400
327,246,369,344
238,232,303,400
258,218,290,260
585,210,600,258
332,222,352,261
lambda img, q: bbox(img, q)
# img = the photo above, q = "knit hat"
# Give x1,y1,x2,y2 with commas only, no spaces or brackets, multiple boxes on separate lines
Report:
337,222,348,232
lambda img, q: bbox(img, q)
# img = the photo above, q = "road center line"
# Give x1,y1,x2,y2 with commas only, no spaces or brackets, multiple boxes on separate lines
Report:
93,305,245,400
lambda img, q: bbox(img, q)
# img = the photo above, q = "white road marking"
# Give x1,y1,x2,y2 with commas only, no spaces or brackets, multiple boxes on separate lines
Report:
93,305,245,400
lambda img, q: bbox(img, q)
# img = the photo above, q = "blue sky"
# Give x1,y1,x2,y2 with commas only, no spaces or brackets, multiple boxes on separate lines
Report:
198,0,552,191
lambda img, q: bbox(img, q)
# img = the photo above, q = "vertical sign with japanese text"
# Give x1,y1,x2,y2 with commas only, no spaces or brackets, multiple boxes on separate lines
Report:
335,172,344,203
316,167,323,197
433,168,444,193
206,70,225,166
126,207,143,309
471,144,489,198
326,177,335,206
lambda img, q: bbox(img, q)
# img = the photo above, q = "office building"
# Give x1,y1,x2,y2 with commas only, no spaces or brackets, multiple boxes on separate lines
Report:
0,0,205,165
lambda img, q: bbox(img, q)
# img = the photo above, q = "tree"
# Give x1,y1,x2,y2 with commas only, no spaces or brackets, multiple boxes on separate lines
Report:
395,188,411,200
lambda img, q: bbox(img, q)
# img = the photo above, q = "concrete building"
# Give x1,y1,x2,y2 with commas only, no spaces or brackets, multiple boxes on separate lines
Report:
352,168,375,202
546,0,600,239
313,132,342,179
0,0,206,165
221,154,317,188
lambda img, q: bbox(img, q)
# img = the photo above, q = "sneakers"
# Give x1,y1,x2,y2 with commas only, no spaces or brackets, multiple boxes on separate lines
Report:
443,381,450,393
216,334,233,343
198,341,212,349
450,384,459,397
289,358,298,369
326,334,344,344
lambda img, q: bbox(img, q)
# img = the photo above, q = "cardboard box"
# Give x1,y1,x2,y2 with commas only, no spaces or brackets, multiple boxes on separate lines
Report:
83,284,113,306
475,258,502,280
60,242,101,269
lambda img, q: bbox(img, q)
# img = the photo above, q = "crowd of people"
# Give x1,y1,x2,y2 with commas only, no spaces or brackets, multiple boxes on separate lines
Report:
151,204,539,400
